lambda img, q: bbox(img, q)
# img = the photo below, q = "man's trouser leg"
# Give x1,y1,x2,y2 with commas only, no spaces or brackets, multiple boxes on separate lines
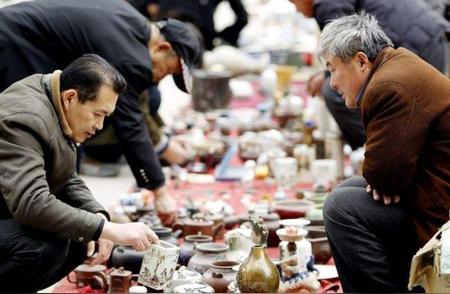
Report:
0,218,86,292
323,177,417,292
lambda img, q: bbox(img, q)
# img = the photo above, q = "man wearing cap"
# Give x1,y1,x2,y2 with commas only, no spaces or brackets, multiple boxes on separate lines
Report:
0,0,203,225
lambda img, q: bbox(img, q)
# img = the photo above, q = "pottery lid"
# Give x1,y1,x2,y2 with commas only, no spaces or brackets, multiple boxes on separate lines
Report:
210,260,240,270
173,283,215,293
276,227,308,242
279,218,311,228
196,242,229,254
152,227,172,238
110,267,132,277
185,218,214,226
185,234,213,243
75,264,106,273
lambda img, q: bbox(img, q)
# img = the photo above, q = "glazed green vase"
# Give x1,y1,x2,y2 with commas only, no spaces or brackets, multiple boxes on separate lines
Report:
236,246,280,293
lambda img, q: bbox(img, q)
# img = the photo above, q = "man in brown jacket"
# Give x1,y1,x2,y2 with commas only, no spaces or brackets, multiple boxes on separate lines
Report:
0,54,158,292
320,13,450,292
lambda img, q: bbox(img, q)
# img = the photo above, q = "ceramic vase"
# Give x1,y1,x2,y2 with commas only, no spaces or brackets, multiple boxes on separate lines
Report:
236,246,279,293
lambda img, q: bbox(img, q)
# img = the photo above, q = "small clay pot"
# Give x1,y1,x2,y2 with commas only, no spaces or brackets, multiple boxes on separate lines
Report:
188,243,229,274
305,225,331,264
203,260,240,293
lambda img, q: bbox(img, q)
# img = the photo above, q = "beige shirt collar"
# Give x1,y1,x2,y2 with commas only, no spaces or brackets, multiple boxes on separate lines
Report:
50,70,73,139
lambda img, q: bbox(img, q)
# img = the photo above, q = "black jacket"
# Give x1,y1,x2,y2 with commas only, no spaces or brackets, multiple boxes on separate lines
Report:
0,0,165,189
313,0,450,72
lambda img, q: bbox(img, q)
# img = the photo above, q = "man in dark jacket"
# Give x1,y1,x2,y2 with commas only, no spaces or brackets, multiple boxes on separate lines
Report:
318,13,450,292
290,0,449,150
0,54,159,292
0,0,203,225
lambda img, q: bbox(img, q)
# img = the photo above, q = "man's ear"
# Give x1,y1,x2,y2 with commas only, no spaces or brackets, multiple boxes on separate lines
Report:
60,89,78,111
156,41,172,52
356,51,370,71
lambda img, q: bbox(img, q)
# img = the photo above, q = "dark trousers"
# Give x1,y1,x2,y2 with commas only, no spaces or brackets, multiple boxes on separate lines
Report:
323,177,417,292
0,219,87,292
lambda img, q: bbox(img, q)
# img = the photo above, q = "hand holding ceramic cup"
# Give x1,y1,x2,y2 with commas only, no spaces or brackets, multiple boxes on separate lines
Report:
100,221,159,251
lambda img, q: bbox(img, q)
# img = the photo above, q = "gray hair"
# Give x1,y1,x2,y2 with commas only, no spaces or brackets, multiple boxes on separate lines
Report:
318,12,393,62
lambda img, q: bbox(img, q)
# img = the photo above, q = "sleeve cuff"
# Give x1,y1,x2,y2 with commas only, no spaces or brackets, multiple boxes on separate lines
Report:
154,134,169,155
92,218,105,241
96,210,111,221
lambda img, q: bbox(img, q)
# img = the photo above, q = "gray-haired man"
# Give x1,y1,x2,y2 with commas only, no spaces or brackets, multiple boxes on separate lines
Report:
319,13,450,292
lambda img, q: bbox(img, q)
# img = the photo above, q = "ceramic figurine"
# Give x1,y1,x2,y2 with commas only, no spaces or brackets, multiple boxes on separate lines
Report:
276,227,320,293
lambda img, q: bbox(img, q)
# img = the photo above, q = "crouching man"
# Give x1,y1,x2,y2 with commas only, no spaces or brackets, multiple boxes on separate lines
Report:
0,54,159,292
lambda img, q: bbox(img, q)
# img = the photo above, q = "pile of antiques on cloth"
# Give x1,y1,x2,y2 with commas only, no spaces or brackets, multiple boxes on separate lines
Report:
60,64,347,293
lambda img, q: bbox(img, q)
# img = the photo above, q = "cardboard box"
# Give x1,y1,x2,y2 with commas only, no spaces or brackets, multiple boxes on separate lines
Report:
409,221,450,292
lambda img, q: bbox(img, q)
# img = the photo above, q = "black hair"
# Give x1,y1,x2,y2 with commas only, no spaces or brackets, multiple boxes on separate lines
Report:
60,54,127,103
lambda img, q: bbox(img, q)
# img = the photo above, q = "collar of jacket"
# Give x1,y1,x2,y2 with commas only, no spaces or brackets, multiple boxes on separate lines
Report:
49,70,73,139
357,46,394,107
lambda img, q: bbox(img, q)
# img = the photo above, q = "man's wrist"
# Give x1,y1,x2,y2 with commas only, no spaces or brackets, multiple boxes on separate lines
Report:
153,185,167,198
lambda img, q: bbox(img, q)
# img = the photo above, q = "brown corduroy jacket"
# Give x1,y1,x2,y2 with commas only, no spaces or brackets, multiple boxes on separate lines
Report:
360,47,450,247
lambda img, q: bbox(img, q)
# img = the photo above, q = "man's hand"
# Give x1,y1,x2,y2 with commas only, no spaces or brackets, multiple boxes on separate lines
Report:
153,186,177,226
307,71,325,97
161,139,191,165
100,222,159,251
86,238,114,265
366,185,400,205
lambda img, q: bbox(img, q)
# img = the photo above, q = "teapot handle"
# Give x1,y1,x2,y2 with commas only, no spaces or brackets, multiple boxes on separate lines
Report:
212,223,225,241
66,272,77,284
92,271,109,291
172,223,183,235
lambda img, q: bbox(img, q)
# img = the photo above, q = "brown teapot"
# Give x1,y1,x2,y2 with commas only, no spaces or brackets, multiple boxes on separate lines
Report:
109,267,138,293
67,264,108,291
173,216,223,240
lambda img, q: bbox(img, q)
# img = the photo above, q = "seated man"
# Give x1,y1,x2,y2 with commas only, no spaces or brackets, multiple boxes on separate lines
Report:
319,13,450,292
0,55,159,292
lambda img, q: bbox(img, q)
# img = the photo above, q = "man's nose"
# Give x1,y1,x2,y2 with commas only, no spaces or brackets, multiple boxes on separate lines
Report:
95,118,104,130
330,78,338,91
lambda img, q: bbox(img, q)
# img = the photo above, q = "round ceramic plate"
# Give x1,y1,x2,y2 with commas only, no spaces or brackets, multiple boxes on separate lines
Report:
315,264,339,280
279,218,311,228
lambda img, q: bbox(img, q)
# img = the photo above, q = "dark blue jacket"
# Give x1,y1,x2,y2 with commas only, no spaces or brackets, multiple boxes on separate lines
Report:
0,0,165,189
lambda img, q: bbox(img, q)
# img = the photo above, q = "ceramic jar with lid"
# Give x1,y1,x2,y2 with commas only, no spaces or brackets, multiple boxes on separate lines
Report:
203,260,240,293
188,242,229,274
179,234,213,266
